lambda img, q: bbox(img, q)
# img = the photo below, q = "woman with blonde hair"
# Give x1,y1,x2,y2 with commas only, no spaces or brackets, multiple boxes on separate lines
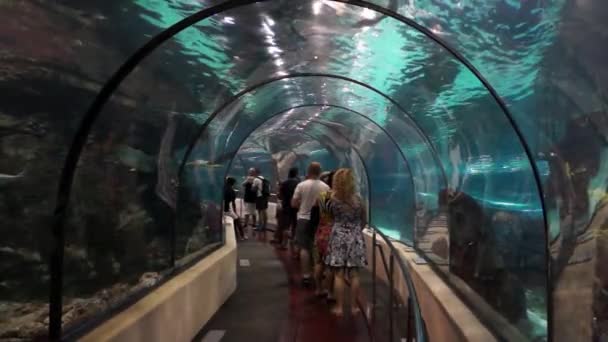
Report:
325,168,367,316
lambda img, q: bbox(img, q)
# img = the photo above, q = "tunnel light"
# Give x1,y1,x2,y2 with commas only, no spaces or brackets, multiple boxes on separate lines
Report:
274,58,284,66
264,16,275,26
430,24,444,35
222,16,235,24
313,1,323,15
265,36,275,45
360,8,376,20
268,46,282,54
262,22,274,36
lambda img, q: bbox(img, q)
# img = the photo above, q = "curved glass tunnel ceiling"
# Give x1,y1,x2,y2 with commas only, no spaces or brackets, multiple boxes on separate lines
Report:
7,0,608,341
239,106,412,240
78,2,548,340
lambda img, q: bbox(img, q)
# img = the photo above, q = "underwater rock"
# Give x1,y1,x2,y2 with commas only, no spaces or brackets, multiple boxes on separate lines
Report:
185,224,208,256
0,302,48,340
133,272,161,292
118,203,153,231
0,246,41,263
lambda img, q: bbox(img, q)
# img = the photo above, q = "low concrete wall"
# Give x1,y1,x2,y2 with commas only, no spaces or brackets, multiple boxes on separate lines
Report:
82,219,238,342
363,230,496,342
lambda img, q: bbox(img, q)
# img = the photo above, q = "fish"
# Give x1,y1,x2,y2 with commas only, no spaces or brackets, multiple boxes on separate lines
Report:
186,159,223,168
115,145,155,172
0,169,26,187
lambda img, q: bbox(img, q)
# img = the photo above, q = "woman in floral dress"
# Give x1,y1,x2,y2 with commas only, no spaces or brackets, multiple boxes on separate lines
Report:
325,168,367,316
313,171,335,299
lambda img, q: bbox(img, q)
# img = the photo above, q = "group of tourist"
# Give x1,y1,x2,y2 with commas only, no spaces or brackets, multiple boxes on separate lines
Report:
223,167,270,240
224,162,368,316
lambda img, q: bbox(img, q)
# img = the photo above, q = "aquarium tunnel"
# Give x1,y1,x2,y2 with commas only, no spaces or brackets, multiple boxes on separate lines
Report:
1,0,607,341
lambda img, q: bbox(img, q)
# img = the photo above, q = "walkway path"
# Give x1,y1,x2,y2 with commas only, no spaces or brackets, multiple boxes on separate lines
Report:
194,236,370,342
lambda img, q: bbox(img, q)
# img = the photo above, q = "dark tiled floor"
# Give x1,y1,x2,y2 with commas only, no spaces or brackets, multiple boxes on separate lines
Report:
193,235,371,342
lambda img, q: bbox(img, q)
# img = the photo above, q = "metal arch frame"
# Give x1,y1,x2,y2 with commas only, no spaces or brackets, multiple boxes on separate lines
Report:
177,73,447,185
48,0,551,339
222,115,373,203
215,103,426,242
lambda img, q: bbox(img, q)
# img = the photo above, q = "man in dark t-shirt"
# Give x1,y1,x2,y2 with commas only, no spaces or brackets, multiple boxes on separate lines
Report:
272,167,300,248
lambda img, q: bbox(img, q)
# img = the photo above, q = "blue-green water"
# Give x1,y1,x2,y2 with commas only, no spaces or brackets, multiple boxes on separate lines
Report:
2,0,607,340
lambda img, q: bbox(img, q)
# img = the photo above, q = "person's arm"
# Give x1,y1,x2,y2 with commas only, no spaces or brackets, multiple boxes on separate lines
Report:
231,193,237,213
360,198,369,227
252,177,261,192
291,183,302,208
277,182,284,200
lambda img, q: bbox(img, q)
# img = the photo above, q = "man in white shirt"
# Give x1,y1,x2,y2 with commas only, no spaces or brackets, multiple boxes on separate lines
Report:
242,168,258,232
291,162,329,285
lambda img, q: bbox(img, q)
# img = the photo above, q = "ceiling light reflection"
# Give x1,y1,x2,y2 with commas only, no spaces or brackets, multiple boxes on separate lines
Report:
268,46,282,54
312,1,323,15
264,16,275,26
222,16,235,24
361,8,376,20
262,22,274,36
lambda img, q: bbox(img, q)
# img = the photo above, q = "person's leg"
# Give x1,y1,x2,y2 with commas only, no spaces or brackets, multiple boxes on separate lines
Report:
281,210,289,246
313,245,323,295
296,219,312,283
300,247,312,282
243,214,250,228
251,205,257,229
272,208,284,243
332,268,345,316
348,268,361,315
290,212,300,257
258,209,268,240
235,218,245,240
261,208,268,231
325,268,335,301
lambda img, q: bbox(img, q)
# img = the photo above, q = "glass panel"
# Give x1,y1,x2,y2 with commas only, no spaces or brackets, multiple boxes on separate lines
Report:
63,98,180,332
8,0,594,340
164,0,548,335
0,1,161,338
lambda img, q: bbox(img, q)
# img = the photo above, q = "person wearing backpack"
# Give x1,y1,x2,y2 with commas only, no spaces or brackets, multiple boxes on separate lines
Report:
242,168,258,233
252,168,270,233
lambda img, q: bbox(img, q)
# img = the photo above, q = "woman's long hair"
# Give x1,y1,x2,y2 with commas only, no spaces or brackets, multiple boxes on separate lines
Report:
332,168,357,203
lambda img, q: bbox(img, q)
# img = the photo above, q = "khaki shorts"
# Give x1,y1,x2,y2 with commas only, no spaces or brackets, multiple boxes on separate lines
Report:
244,202,256,215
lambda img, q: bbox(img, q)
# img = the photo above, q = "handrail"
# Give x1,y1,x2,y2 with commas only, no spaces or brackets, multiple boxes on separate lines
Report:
368,225,429,342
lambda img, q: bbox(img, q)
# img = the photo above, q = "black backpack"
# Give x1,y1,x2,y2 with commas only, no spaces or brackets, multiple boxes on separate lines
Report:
257,177,271,198
244,182,256,202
